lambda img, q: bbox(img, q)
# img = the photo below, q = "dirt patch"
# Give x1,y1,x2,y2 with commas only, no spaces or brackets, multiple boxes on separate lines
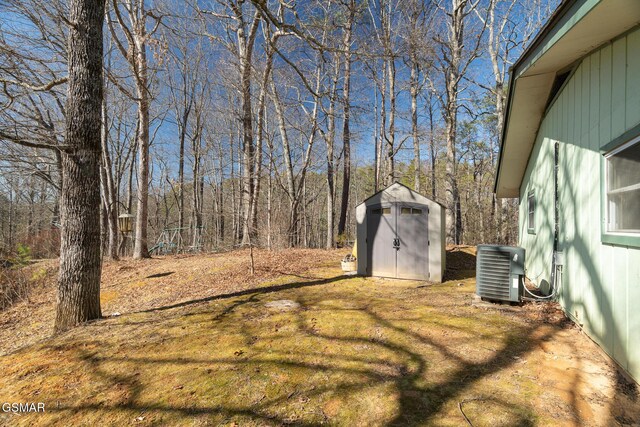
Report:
472,295,572,325
264,300,301,311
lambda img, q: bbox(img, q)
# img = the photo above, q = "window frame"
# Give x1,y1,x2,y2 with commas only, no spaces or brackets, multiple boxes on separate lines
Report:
371,206,391,216
400,207,424,215
600,127,640,248
527,191,536,234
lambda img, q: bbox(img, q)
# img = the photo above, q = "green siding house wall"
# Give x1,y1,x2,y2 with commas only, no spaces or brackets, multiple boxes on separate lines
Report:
519,26,640,382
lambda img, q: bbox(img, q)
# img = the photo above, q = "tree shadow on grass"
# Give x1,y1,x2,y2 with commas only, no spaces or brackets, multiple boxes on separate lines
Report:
37,276,579,426
135,274,348,314
295,303,558,426
56,329,548,426
145,271,175,279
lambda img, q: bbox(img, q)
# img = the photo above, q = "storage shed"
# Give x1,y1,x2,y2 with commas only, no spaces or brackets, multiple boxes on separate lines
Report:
355,182,446,282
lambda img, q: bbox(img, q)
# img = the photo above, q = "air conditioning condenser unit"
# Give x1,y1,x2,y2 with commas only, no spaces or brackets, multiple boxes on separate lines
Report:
476,245,525,303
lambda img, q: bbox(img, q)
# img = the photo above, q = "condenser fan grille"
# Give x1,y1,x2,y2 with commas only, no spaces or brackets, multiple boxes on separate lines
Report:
476,245,525,303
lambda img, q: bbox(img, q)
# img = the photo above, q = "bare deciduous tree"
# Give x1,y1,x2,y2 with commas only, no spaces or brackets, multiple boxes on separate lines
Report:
55,0,105,332
107,0,162,259
432,0,485,244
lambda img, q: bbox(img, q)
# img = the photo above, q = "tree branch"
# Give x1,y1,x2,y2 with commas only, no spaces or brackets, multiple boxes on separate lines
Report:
0,77,67,92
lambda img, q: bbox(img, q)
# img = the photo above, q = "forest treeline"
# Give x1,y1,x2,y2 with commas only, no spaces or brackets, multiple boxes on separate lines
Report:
1,0,556,260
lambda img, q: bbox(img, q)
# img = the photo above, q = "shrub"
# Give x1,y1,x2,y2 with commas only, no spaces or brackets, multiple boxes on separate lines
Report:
0,265,49,311
15,243,31,265
22,228,60,258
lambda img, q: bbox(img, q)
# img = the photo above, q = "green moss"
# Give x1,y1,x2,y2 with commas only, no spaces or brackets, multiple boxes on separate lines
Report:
0,253,584,426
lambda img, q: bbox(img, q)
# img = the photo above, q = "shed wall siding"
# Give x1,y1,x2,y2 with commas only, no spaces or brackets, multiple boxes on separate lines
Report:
519,27,640,382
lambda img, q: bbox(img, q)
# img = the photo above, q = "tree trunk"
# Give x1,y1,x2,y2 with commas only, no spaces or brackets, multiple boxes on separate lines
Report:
239,60,255,245
108,0,153,259
53,150,63,226
411,58,420,192
373,76,381,192
55,0,105,333
192,154,203,249
475,166,485,242
228,115,238,245
126,138,135,213
7,186,14,250
325,56,339,249
337,0,355,238
385,55,396,186
100,176,108,252
267,145,273,250
133,85,150,258
379,62,387,190
271,78,297,247
250,39,274,242
443,0,465,245
302,180,308,248
494,83,505,243
178,108,187,242
191,109,204,249
428,95,437,199
132,24,150,259
217,143,225,244
444,110,462,244
100,91,119,260
238,12,260,246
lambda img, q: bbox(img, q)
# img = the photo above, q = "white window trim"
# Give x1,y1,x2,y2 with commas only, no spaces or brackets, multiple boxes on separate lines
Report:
604,133,640,237
527,191,535,233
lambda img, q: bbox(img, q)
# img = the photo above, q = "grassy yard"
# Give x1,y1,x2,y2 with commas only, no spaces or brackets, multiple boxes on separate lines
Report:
0,248,638,426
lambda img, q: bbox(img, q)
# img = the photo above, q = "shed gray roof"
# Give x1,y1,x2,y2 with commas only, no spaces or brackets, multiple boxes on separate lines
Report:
356,182,446,208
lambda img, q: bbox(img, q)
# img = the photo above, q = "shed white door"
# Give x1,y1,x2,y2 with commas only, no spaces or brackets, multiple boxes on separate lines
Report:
396,205,429,280
367,205,397,277
366,204,429,280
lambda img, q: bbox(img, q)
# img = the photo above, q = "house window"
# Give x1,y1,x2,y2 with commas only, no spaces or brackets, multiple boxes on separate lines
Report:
527,192,535,233
605,137,640,234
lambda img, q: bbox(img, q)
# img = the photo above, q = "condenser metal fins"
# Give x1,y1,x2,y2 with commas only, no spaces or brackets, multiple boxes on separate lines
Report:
476,245,525,303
